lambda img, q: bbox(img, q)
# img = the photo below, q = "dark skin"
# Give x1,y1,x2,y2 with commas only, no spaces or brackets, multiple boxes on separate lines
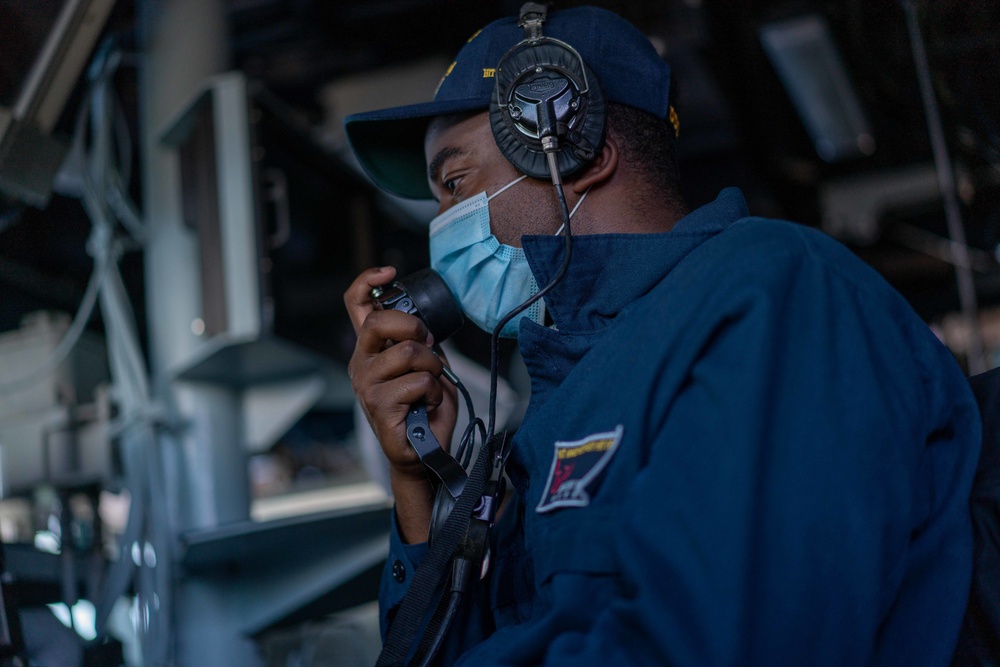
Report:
344,111,684,543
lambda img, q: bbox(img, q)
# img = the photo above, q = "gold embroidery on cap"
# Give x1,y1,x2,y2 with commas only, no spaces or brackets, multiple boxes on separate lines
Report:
434,60,457,96
483,68,496,78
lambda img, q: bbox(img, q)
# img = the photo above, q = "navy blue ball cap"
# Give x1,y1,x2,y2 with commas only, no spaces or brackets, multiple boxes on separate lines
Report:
344,5,671,200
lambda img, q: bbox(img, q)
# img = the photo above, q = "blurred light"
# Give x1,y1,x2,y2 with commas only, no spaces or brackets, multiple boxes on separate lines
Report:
144,541,157,568
760,15,875,163
48,600,98,640
34,530,60,554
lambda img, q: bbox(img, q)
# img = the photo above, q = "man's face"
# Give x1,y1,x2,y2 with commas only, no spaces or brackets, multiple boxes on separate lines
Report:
424,111,562,247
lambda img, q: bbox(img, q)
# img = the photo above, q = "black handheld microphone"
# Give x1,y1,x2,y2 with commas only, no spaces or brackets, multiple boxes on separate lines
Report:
371,269,468,502
371,268,464,344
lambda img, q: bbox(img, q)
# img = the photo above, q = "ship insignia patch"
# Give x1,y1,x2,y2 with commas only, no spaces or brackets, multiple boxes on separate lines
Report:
536,425,624,514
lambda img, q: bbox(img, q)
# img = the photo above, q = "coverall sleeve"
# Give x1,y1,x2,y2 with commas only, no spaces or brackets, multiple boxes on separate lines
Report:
466,245,980,665
378,506,499,659
378,510,427,639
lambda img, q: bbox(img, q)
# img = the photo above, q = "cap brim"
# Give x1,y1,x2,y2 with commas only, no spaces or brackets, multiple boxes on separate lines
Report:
344,97,489,200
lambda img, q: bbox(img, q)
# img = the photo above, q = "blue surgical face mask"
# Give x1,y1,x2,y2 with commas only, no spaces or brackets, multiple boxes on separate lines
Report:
429,175,587,338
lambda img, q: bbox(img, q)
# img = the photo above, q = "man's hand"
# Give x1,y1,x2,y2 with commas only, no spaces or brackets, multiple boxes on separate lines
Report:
345,266,458,543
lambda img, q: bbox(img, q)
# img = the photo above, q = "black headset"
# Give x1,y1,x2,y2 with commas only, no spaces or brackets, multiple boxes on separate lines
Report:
488,3,607,181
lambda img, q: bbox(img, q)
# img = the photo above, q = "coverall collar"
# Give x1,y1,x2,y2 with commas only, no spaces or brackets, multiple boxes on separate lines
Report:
520,187,750,336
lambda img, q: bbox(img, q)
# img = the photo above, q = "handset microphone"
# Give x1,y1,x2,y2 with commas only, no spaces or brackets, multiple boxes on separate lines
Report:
371,268,465,346
371,268,473,541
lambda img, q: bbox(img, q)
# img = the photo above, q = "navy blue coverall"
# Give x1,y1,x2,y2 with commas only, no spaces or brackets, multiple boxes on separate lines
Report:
381,188,981,665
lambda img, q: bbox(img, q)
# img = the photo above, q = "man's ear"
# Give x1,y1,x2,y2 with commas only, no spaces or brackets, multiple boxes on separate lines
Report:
570,135,620,194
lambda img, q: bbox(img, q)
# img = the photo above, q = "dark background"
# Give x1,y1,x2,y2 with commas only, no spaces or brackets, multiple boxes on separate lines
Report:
2,0,999,367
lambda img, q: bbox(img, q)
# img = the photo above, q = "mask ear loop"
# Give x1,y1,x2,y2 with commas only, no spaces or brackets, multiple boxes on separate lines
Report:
486,174,528,201
534,187,590,329
554,186,590,236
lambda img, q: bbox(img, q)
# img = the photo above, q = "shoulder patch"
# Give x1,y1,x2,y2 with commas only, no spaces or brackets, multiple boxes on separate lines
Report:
536,425,624,514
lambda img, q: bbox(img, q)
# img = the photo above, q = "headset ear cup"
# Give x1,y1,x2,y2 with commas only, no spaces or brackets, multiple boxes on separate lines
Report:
489,41,605,180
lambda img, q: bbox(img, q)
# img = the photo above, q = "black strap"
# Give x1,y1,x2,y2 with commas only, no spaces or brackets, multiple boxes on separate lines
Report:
376,432,504,667
406,405,467,499
412,476,498,667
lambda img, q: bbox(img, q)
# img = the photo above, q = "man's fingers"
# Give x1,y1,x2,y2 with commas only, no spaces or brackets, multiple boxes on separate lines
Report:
356,309,434,356
368,338,444,382
357,371,446,429
344,266,397,333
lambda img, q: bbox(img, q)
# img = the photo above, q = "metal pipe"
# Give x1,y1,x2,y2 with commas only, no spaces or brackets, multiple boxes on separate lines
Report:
901,0,987,374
